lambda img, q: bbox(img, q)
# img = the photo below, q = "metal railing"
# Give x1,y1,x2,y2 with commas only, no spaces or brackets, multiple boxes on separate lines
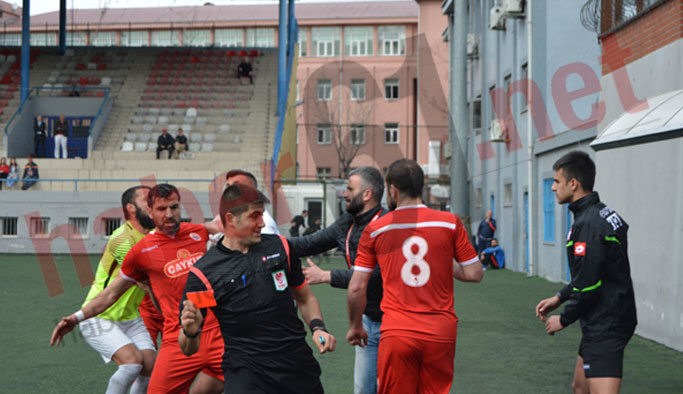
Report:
0,177,217,192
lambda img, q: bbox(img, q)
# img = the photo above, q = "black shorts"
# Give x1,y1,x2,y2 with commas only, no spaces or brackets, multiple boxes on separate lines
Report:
579,335,632,378
223,344,323,394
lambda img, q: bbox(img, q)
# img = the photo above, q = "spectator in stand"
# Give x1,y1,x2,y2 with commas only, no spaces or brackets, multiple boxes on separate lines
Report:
289,210,308,237
6,157,19,188
174,128,188,159
0,157,8,190
34,115,47,158
21,155,39,190
156,128,174,160
237,58,253,85
68,85,80,97
53,114,69,159
480,238,505,270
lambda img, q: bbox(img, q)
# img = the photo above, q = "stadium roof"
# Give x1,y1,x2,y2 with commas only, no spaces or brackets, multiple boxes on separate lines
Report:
27,1,419,26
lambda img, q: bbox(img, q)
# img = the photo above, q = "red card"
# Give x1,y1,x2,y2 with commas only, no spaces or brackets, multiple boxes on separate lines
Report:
186,291,217,308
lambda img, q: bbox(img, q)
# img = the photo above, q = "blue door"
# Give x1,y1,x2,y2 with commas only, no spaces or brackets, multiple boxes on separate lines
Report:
524,192,529,274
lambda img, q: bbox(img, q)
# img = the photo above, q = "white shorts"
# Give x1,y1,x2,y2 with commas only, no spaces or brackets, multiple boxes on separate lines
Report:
79,316,156,363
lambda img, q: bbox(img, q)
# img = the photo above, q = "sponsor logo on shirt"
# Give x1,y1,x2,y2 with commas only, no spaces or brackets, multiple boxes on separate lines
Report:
189,232,202,242
574,242,586,256
272,269,288,291
164,249,204,278
261,253,281,262
141,244,159,253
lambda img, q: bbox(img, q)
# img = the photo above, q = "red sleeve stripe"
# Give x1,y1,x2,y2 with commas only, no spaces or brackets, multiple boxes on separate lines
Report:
458,256,480,266
370,221,456,238
354,266,374,273
291,278,307,291
189,266,214,292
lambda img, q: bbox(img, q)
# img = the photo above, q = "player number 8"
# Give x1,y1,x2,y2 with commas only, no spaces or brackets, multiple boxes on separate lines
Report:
401,236,430,287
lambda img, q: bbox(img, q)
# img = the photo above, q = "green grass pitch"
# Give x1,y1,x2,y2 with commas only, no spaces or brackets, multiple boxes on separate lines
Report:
1,254,681,393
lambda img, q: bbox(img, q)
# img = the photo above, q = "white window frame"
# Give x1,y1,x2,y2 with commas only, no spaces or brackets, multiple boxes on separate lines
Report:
345,26,373,56
103,217,121,237
0,217,18,237
151,30,179,47
30,217,50,238
385,78,399,100
121,31,148,47
246,28,275,47
298,27,308,57
89,31,117,46
30,33,56,46
317,124,332,145
350,124,366,145
316,167,331,180
183,29,211,47
384,123,399,144
350,79,366,101
312,27,340,57
317,79,332,101
379,26,406,56
215,29,243,47
69,217,89,239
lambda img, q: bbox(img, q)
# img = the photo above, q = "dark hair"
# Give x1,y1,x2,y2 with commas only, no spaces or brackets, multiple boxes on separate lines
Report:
349,166,384,203
552,151,596,192
225,169,258,187
219,183,270,226
121,186,151,220
147,184,180,208
385,159,424,198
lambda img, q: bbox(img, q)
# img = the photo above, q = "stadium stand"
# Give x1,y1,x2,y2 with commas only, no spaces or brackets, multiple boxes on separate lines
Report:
1,47,278,191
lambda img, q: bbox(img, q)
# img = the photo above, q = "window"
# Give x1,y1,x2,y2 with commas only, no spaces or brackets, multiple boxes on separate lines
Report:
350,124,366,145
215,29,243,47
475,188,483,208
504,183,513,207
246,28,275,47
0,34,21,45
543,178,555,242
504,74,512,92
311,27,340,57
30,217,50,237
317,124,332,144
298,27,308,57
489,85,496,120
183,30,211,46
385,79,399,100
151,30,179,47
378,26,406,56
30,33,56,46
316,167,331,180
296,80,300,101
69,217,89,239
67,32,87,46
344,26,373,56
384,123,399,144
471,98,482,131
89,31,116,46
521,63,528,110
103,218,121,237
317,79,332,101
350,79,365,101
121,31,148,47
0,217,18,236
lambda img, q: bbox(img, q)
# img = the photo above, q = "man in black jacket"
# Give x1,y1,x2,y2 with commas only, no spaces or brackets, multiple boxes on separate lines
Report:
173,128,188,159
156,128,174,160
34,115,46,158
535,151,636,394
290,166,385,394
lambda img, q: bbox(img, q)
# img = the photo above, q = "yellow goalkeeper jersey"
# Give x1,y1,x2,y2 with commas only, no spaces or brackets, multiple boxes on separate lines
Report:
82,221,147,321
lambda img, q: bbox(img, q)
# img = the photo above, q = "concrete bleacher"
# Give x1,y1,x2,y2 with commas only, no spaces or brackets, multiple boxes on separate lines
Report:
2,47,279,192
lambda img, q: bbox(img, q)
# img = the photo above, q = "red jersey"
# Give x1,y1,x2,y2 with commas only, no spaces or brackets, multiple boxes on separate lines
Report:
355,205,479,343
120,222,218,343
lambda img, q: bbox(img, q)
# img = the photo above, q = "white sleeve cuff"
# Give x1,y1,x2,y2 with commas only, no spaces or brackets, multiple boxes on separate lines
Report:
458,256,480,267
353,266,374,273
119,271,137,283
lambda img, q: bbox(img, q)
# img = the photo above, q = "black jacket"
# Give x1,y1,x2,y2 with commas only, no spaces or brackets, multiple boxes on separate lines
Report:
34,120,46,138
158,133,175,148
558,192,637,339
54,120,68,136
290,204,385,322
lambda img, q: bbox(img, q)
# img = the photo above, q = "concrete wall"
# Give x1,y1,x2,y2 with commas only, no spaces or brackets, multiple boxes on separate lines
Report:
464,0,601,279
0,190,215,254
595,139,683,352
7,96,107,158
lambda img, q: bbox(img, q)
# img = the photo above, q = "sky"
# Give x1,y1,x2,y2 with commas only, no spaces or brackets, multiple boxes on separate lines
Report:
23,0,395,16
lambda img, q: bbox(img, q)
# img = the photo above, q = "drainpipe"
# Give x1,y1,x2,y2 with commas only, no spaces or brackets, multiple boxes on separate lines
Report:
526,0,535,277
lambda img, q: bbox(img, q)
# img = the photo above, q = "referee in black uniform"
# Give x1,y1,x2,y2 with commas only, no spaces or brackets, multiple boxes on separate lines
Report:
535,151,636,394
179,183,336,394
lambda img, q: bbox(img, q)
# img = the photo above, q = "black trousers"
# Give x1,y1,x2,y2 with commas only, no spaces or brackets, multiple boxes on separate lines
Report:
34,137,45,158
156,146,173,159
